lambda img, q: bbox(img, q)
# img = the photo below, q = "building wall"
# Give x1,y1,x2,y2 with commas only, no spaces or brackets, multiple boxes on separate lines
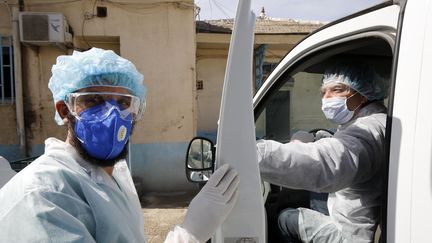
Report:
23,0,196,142
0,2,18,160
0,4,12,36
196,58,227,139
0,0,197,192
0,105,18,155
290,72,335,131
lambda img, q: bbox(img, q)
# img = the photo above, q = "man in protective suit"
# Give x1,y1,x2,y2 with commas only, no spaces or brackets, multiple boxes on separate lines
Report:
0,48,239,243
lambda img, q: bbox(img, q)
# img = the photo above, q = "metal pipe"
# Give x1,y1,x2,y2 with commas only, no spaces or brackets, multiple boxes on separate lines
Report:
9,37,14,103
12,7,27,157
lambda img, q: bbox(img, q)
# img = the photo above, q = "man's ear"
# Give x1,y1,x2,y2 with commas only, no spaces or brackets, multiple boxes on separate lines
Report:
55,101,70,124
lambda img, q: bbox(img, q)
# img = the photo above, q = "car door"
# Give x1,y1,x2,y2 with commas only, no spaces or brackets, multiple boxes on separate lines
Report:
213,0,266,242
387,0,432,242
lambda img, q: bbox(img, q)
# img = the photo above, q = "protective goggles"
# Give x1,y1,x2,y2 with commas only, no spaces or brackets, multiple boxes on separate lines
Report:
66,92,145,121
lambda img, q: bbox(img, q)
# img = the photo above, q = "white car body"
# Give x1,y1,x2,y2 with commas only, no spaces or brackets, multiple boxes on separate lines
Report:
214,0,432,242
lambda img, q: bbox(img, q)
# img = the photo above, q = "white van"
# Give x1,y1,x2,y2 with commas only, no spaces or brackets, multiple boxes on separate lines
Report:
186,0,432,242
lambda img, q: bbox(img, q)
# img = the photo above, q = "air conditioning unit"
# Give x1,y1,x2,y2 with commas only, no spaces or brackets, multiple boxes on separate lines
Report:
19,12,73,46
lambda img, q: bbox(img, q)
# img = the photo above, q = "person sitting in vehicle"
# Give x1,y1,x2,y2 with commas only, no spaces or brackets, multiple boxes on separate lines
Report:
257,61,388,242
0,48,239,243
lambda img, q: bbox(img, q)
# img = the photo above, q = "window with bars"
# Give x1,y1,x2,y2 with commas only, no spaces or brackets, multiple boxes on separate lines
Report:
261,62,278,83
0,36,14,104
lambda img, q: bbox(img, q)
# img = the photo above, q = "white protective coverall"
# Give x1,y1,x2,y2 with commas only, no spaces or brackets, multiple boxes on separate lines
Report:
257,101,386,242
0,138,199,243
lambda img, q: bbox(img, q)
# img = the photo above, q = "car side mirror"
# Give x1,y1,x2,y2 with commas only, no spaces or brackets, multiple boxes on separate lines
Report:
185,137,215,183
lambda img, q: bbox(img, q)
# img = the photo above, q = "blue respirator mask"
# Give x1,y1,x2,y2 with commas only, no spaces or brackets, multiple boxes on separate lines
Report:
66,92,144,160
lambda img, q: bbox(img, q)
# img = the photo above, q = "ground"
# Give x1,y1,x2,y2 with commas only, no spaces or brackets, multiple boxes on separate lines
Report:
143,208,187,243
141,192,195,243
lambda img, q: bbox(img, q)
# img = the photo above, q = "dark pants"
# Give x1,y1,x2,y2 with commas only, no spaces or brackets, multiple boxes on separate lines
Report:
278,208,301,243
278,207,346,243
310,192,329,215
278,192,330,242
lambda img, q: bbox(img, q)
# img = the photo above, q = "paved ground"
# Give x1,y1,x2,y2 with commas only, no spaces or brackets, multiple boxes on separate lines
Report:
140,192,195,243
143,208,187,243
140,194,382,243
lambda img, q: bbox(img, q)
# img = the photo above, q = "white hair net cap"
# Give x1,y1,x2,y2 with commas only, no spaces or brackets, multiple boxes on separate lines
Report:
322,62,388,101
48,48,147,125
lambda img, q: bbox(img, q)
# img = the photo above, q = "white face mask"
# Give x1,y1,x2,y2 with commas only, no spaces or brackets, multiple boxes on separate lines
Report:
321,93,359,125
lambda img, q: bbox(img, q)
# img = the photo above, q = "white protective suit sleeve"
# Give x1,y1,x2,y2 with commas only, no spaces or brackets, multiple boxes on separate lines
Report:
257,112,385,193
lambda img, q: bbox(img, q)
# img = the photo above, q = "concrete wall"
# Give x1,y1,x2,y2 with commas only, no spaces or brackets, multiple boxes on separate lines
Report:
196,58,226,137
0,105,19,160
23,0,196,142
0,2,17,160
0,5,12,36
290,72,335,131
0,0,197,192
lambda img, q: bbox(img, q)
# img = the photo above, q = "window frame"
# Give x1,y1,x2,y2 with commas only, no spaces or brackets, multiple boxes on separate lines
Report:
0,36,15,104
254,33,395,119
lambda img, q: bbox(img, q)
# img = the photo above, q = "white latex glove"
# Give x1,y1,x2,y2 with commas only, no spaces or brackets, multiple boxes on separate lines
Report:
314,129,333,140
290,131,315,143
182,164,240,242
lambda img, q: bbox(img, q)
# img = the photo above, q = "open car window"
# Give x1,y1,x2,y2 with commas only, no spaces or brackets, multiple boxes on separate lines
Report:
255,71,336,143
255,35,393,142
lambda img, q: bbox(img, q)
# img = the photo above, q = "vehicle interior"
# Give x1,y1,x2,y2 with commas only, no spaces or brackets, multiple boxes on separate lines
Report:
254,35,393,242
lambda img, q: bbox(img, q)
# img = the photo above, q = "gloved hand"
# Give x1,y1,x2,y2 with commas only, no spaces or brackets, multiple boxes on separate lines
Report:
290,131,314,143
314,129,333,140
290,130,334,143
182,164,240,242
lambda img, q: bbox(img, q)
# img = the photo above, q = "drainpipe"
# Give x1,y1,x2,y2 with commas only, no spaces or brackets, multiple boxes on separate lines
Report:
12,6,27,157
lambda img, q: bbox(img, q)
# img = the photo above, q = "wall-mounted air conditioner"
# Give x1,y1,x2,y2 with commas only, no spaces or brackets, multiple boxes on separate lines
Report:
19,12,73,46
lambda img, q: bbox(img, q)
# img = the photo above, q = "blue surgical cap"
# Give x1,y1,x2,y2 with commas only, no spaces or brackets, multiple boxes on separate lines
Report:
48,48,147,124
322,62,388,101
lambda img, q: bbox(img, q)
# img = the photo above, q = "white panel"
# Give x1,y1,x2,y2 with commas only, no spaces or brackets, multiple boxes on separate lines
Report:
387,0,430,242
411,0,432,241
215,0,266,242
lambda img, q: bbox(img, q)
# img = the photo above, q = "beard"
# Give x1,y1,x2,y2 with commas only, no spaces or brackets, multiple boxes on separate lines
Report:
67,113,132,167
